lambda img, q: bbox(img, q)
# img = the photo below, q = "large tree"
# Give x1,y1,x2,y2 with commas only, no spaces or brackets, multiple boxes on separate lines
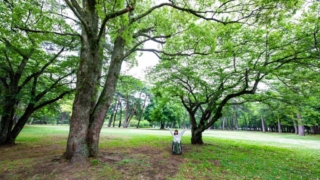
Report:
0,0,77,145
61,0,306,161
148,7,317,144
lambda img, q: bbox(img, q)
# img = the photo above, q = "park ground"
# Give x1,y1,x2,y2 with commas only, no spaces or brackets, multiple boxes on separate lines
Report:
0,126,320,180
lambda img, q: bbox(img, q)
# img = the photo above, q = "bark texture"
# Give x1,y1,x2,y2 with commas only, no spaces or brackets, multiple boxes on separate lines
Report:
191,127,204,144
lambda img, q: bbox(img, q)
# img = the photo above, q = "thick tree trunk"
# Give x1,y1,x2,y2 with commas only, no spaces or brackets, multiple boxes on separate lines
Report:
0,101,16,145
86,36,125,157
7,106,34,144
297,113,305,136
65,16,100,161
191,127,204,144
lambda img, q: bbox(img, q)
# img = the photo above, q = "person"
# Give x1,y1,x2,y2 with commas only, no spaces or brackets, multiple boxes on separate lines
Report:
168,127,187,155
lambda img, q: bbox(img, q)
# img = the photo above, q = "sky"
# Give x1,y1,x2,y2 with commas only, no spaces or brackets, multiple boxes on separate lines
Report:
121,41,160,81
121,0,169,81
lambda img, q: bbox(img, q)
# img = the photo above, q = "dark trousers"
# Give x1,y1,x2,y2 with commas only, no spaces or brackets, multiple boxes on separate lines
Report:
172,141,182,155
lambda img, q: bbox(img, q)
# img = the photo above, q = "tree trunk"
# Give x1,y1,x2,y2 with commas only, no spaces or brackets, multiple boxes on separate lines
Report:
113,109,118,127
278,117,282,133
7,106,35,144
118,102,123,128
233,112,239,130
28,117,34,125
123,94,129,128
261,116,266,133
182,112,187,129
160,121,165,129
292,113,298,134
297,113,305,136
108,103,116,127
191,127,204,144
65,7,101,160
222,117,225,130
112,101,120,127
137,94,148,128
225,117,228,130
86,36,125,157
61,112,66,125
125,109,136,128
0,101,15,145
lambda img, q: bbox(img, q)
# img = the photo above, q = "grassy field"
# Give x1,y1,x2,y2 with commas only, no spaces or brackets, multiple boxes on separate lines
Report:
0,125,319,180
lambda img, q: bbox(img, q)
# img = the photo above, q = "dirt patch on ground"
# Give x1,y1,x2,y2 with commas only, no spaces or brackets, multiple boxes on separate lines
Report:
0,141,185,180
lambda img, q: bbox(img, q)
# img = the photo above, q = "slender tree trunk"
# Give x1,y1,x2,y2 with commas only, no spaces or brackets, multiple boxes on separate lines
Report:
292,113,298,134
234,112,239,130
125,109,136,128
28,117,34,125
225,117,228,130
108,103,116,127
182,112,187,129
137,97,147,128
61,112,66,125
108,112,114,127
123,94,129,128
112,103,119,127
261,116,266,133
173,121,177,128
278,117,282,133
297,113,305,136
118,102,123,128
222,117,225,130
112,100,120,127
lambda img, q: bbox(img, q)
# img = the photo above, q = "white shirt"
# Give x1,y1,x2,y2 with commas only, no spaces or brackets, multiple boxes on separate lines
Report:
168,128,187,143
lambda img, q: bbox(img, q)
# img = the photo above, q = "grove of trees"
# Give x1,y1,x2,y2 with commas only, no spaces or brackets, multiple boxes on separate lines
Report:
0,0,319,163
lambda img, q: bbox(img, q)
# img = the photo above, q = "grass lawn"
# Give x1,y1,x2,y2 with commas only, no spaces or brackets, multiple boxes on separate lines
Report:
0,125,319,180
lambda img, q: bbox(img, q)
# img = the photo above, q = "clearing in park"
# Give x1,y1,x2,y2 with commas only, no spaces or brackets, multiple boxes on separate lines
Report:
0,125,319,180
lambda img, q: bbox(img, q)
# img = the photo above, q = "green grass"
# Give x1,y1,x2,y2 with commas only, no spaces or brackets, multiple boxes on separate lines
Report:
1,125,320,180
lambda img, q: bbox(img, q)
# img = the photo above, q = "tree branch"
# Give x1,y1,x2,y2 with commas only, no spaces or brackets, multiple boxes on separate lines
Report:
136,48,209,57
13,26,80,38
64,0,88,31
98,6,135,41
34,89,74,111
18,46,67,93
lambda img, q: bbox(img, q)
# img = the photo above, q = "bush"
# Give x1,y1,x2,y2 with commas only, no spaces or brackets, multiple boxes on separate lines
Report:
129,120,150,128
